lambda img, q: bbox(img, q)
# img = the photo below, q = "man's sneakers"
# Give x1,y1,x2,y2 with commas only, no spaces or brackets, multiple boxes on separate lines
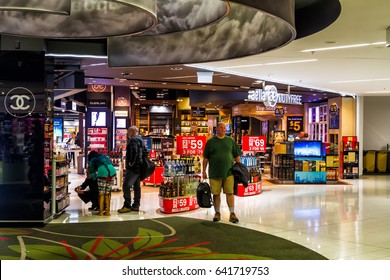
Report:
229,212,239,223
212,212,221,222
117,206,131,213
213,212,239,223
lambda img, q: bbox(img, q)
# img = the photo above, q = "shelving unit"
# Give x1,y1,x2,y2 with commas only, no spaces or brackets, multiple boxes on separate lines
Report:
87,127,108,153
341,136,359,179
150,113,172,135
115,129,127,150
326,154,340,182
51,160,70,215
271,142,295,184
180,114,209,135
136,106,149,133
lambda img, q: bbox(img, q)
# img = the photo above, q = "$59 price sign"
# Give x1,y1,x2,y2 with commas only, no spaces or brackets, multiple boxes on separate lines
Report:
176,136,206,155
242,136,266,152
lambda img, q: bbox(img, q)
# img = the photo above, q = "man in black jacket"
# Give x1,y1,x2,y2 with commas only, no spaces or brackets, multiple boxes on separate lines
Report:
118,126,143,213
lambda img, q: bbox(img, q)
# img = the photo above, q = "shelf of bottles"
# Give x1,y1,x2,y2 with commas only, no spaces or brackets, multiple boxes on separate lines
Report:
341,136,359,179
115,129,127,150
159,156,202,214
271,142,295,184
180,114,209,135
87,127,108,154
237,154,262,196
49,159,70,215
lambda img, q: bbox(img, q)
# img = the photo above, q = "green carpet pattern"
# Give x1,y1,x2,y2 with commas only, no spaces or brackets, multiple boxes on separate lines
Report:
0,217,327,260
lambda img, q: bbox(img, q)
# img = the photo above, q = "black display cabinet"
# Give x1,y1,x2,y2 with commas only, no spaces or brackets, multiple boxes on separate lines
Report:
0,50,53,226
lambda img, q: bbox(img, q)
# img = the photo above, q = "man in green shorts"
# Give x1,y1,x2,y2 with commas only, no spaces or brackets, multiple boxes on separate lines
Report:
202,122,242,223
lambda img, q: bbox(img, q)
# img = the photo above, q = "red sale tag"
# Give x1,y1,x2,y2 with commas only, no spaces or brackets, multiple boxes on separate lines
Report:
176,136,206,155
242,136,266,152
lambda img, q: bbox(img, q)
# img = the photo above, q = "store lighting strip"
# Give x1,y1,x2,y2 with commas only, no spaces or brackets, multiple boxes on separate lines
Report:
45,53,108,59
364,90,390,94
300,42,385,52
330,78,390,83
213,59,318,69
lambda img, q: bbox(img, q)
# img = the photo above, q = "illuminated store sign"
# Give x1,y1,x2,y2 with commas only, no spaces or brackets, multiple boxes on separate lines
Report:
247,85,302,107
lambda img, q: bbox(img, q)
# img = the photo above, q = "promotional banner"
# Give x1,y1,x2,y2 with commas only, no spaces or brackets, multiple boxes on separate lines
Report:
176,136,206,155
242,136,266,152
287,116,303,134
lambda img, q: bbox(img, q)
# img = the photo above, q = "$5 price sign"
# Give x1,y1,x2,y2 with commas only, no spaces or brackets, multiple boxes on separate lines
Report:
176,136,206,155
242,136,266,152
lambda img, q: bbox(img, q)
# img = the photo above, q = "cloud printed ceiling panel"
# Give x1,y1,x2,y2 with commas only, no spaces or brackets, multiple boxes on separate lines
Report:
108,0,296,66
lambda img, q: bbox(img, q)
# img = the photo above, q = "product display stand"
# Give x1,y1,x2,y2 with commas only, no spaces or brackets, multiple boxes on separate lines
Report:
341,136,359,179
159,174,200,214
51,159,70,215
271,142,295,184
237,153,262,196
294,141,326,184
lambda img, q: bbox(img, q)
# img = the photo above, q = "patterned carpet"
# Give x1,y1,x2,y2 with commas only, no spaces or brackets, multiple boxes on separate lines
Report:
0,217,327,260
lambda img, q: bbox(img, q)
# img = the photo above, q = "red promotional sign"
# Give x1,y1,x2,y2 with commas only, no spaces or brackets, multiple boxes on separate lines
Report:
242,136,267,152
176,136,206,155
159,195,199,214
236,182,262,197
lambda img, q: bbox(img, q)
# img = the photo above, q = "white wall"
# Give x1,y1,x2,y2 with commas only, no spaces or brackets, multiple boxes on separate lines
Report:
363,96,390,150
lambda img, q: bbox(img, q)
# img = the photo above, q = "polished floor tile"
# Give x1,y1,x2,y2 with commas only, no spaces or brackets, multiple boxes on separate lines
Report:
52,171,390,260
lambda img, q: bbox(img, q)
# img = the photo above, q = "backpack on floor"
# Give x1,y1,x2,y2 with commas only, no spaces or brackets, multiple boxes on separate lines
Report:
196,181,213,208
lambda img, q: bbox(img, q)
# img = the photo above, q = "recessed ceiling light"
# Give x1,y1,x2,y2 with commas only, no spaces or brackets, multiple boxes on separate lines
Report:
170,67,183,71
220,75,230,78
301,42,385,52
330,78,390,83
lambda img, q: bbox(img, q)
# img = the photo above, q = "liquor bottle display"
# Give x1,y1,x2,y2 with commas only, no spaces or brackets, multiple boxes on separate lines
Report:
159,155,202,214
341,136,359,179
237,153,263,196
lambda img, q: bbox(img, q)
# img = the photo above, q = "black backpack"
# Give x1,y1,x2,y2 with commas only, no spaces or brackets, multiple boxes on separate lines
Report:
196,181,213,208
134,138,155,180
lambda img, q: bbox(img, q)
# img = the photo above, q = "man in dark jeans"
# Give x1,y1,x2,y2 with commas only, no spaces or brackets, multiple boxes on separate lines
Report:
118,126,143,213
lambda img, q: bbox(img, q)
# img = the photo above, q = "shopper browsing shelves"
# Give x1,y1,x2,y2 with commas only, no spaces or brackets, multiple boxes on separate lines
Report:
87,151,116,216
74,169,99,212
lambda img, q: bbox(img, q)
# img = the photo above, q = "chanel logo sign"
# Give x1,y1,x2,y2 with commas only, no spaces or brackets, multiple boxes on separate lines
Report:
4,87,36,118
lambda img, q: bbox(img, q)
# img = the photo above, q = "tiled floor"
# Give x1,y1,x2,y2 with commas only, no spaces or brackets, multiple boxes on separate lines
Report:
53,170,390,260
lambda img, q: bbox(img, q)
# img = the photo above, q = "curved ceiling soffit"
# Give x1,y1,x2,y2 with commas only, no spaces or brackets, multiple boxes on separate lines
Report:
108,0,297,67
0,0,158,38
295,0,341,39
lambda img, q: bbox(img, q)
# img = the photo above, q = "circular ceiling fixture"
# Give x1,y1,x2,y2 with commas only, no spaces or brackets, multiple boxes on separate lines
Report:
0,0,341,66
108,0,297,66
0,1,71,15
0,0,158,38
